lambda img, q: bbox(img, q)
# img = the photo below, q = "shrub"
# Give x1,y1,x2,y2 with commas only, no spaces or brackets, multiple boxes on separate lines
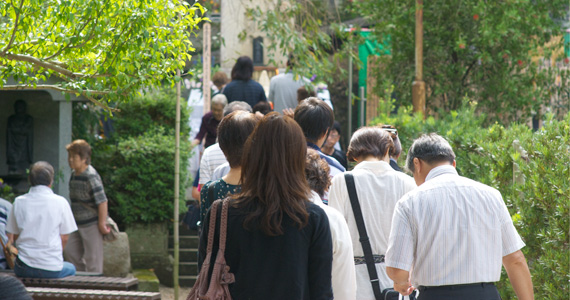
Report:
371,107,569,298
74,86,192,225
106,128,191,224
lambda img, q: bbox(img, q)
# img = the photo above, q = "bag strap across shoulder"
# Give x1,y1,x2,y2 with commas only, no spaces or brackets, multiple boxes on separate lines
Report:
206,200,221,254
345,173,384,300
218,198,230,252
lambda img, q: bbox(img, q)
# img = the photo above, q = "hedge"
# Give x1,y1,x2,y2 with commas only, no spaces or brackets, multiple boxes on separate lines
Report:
74,87,192,225
371,105,569,299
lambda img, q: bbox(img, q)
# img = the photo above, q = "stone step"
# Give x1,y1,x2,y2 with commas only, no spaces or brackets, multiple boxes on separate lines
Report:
168,235,199,249
179,275,198,287
169,248,198,262
179,262,198,275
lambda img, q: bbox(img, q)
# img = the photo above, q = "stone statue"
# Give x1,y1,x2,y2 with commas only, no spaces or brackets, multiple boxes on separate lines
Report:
6,100,33,174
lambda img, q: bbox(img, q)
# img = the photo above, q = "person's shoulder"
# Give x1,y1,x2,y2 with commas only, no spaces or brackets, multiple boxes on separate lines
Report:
0,198,12,209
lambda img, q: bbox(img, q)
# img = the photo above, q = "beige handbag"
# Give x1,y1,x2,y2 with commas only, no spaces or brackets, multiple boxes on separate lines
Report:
186,198,235,300
0,237,17,269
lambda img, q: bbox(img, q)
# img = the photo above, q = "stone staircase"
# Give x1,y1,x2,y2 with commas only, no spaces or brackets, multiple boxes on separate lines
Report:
168,224,199,287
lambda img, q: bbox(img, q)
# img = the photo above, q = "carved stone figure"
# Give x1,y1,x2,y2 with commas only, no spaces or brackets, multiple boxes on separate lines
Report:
6,100,33,174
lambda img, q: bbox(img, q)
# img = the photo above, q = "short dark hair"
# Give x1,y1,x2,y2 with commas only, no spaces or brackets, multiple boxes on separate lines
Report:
29,161,54,187
293,97,334,144
347,127,394,162
218,111,259,168
231,56,254,81
296,86,316,103
305,149,331,198
331,121,342,135
252,101,273,115
405,133,456,173
66,139,92,165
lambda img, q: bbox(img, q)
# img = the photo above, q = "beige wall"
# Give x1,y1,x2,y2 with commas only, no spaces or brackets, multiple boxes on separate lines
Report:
220,0,287,70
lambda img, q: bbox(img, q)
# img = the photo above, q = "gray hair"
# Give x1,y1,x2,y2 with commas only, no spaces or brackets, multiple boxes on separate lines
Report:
405,133,455,173
223,101,252,116
211,94,228,107
29,161,54,187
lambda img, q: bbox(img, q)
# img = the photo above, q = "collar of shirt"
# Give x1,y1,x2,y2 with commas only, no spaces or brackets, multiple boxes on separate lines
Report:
425,164,457,182
353,160,393,173
28,185,54,195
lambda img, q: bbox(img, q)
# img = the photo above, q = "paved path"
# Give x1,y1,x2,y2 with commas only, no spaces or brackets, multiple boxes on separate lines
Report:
159,285,192,300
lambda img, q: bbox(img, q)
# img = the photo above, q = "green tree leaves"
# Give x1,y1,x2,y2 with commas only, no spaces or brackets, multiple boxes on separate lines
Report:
0,0,206,109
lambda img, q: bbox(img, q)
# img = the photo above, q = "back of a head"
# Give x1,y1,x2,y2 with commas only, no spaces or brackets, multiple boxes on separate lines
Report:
252,101,273,115
347,127,394,162
305,149,331,198
296,86,317,104
231,56,254,81
66,139,92,165
217,111,259,168
379,124,401,158
29,161,54,187
212,71,229,89
237,113,310,236
405,133,455,173
224,101,253,116
293,97,334,144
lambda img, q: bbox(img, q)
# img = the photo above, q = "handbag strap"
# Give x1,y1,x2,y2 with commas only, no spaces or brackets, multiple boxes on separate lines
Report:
218,198,230,252
206,199,221,254
345,173,383,300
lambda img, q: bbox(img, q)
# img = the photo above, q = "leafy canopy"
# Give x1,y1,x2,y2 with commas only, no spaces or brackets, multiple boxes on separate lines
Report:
246,0,568,123
0,0,206,109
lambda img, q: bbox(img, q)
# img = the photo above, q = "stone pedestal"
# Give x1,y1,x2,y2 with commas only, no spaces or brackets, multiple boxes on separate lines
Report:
126,222,174,287
103,232,131,277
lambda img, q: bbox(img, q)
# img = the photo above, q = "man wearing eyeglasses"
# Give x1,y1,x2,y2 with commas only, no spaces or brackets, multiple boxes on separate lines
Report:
385,133,533,300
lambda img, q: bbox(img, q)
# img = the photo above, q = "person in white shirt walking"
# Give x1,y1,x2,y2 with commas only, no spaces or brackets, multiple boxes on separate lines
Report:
328,127,416,300
386,133,533,300
7,161,77,278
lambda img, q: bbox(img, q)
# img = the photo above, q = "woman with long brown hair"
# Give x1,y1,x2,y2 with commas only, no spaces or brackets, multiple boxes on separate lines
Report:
198,113,333,300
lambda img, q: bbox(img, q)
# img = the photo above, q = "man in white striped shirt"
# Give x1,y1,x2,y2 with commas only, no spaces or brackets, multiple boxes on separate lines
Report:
386,133,533,300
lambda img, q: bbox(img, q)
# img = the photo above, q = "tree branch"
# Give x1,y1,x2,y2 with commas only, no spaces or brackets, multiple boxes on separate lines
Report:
2,0,25,54
1,52,109,78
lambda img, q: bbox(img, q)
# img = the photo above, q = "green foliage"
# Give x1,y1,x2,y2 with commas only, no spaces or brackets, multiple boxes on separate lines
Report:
106,128,191,224
0,0,206,108
0,178,16,202
371,107,570,298
247,0,568,123
73,86,191,225
355,0,568,122
245,0,360,84
111,88,190,139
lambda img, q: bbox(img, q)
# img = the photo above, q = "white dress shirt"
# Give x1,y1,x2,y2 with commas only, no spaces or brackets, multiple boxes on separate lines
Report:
329,160,416,300
309,191,356,300
386,165,526,287
6,185,77,271
199,143,228,185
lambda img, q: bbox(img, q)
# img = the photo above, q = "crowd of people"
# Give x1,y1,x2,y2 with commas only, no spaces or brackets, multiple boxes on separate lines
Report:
0,54,534,300
188,55,534,300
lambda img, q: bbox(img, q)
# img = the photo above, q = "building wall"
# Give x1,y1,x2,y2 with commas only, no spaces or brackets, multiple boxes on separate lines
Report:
220,0,287,70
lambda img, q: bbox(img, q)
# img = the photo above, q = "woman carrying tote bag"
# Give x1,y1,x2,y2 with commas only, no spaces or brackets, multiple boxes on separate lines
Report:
195,113,334,300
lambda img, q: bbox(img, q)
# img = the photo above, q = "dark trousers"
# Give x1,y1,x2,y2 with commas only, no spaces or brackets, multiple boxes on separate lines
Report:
418,283,501,300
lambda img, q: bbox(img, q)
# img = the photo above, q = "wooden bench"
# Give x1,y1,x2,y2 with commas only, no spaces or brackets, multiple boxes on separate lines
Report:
27,287,161,300
19,275,139,291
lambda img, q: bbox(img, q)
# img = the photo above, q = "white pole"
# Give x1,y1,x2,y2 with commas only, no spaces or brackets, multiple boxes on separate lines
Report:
174,68,181,299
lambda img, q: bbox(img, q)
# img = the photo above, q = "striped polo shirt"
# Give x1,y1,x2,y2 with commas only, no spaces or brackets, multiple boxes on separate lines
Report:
69,165,107,226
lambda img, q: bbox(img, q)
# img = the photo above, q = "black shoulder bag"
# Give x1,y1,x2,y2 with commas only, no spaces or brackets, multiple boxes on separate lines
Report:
344,173,415,300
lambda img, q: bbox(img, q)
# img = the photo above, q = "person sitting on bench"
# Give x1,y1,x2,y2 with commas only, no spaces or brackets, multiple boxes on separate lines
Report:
6,161,78,278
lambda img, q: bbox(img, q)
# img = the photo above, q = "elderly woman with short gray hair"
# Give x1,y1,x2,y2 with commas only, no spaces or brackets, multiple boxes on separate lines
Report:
328,126,417,300
192,94,228,149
